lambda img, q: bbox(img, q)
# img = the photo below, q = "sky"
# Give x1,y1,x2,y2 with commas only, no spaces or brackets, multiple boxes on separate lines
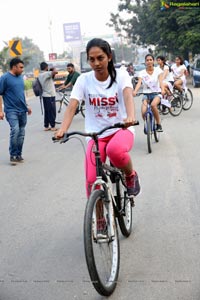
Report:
0,0,118,59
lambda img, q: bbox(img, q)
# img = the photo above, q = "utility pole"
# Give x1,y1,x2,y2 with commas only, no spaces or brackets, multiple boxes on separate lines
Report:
48,18,53,53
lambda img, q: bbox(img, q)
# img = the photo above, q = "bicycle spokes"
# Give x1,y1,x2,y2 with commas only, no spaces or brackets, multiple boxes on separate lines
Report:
84,190,120,296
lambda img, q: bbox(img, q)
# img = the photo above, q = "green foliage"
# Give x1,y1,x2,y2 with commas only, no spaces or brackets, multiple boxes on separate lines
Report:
24,79,33,91
0,46,10,72
108,0,200,58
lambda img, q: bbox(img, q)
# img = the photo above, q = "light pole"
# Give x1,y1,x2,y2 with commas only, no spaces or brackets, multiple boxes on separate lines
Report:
48,18,53,53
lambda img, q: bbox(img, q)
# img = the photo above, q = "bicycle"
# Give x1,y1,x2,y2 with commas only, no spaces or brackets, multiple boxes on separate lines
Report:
52,121,139,296
136,93,161,154
174,86,193,111
160,85,193,116
159,90,183,117
55,89,85,124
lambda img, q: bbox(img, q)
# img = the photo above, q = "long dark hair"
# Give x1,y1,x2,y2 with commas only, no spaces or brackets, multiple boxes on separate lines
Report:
176,56,184,65
157,55,171,72
86,38,116,88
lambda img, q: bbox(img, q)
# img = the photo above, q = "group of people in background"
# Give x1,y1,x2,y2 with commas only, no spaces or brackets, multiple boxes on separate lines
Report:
0,58,80,165
0,38,189,203
38,62,80,132
132,54,189,133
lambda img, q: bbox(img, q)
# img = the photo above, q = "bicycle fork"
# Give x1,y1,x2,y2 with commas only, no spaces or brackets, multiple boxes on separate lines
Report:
145,110,154,133
92,179,116,242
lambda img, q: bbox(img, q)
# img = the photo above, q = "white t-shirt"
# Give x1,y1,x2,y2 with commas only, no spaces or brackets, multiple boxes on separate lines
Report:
171,64,186,80
158,65,174,82
70,69,134,138
139,67,163,93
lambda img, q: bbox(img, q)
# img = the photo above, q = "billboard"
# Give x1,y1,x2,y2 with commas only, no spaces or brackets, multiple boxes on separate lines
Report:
63,22,81,42
49,53,57,60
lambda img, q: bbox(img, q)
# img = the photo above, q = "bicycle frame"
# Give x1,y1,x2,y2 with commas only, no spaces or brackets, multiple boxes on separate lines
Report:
145,101,155,132
53,122,138,221
143,96,159,153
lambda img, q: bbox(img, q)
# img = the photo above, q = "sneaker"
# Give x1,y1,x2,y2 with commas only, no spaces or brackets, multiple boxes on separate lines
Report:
96,217,108,239
10,156,18,165
156,124,163,132
125,171,141,197
16,156,24,163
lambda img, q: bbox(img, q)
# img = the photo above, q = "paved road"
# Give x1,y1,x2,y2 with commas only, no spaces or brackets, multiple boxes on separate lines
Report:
0,86,200,300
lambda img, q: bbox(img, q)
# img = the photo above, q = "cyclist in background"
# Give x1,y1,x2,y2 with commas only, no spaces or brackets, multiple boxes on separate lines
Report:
55,38,141,199
133,54,165,132
156,55,174,96
171,56,187,93
58,63,80,91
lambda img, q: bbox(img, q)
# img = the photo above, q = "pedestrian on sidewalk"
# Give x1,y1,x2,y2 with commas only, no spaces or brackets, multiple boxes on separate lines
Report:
0,57,32,165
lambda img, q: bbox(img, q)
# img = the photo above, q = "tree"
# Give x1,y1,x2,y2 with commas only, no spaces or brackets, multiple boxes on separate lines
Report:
108,0,200,59
21,37,44,72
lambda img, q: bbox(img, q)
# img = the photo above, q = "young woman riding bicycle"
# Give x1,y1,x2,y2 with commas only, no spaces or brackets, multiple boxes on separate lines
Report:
156,55,174,97
171,56,187,93
133,54,165,132
55,38,141,199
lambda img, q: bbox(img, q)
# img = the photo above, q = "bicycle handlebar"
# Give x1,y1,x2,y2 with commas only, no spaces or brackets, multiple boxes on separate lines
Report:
135,92,160,96
52,121,139,143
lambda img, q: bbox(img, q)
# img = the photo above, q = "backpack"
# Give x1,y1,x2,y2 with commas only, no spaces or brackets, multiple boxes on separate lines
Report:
32,77,43,97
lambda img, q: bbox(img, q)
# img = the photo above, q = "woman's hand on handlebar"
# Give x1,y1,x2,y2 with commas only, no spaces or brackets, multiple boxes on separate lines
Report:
123,116,138,127
54,128,65,139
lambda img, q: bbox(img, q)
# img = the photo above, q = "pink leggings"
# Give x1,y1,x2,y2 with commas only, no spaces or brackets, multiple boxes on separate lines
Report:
84,129,134,197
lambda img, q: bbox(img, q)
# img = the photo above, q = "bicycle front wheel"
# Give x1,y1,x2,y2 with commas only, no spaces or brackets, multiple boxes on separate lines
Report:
182,88,193,110
116,176,133,237
55,96,69,124
84,189,120,296
169,92,183,116
154,122,159,143
55,100,64,124
146,114,152,153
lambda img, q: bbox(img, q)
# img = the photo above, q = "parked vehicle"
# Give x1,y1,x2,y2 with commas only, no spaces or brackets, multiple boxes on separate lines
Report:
190,56,200,87
80,48,117,73
46,60,69,88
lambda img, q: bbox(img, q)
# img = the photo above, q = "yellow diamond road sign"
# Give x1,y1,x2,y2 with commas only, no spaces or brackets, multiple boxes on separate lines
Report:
9,40,22,57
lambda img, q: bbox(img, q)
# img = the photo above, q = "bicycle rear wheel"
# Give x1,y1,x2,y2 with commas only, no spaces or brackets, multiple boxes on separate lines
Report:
84,189,120,296
169,92,183,116
116,176,133,237
182,88,193,110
